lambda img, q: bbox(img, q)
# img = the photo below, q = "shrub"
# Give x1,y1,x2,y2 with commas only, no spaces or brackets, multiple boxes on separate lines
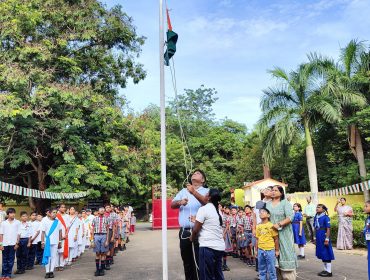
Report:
304,215,366,248
327,217,366,248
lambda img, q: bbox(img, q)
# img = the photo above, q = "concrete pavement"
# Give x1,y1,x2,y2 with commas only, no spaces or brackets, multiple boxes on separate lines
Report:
11,223,369,279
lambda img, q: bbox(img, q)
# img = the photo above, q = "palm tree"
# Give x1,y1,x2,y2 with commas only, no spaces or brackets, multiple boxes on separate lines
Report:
258,62,364,203
309,39,369,199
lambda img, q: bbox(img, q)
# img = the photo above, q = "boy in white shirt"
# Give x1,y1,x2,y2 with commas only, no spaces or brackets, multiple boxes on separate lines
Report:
0,208,21,279
27,211,41,270
56,204,70,271
41,208,62,279
35,214,44,265
16,211,33,274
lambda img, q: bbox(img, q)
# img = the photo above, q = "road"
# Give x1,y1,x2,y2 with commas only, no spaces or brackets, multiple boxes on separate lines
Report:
13,223,368,280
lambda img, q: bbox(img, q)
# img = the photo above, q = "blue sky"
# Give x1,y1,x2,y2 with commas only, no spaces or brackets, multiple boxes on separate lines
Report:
104,0,370,130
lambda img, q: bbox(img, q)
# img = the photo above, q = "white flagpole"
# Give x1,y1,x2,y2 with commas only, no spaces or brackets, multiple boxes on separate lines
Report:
159,0,168,279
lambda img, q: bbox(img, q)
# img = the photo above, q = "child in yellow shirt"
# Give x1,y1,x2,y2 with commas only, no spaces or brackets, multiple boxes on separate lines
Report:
256,208,279,280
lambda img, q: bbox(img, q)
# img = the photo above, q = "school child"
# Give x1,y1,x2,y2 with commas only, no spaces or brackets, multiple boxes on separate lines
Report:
130,212,136,234
27,211,40,270
105,204,118,268
363,200,370,280
67,207,80,264
255,208,279,280
36,214,45,265
16,211,33,274
236,209,247,260
56,204,70,271
314,204,334,277
221,206,232,271
0,208,21,279
41,208,62,279
77,212,85,257
292,203,306,259
229,206,238,258
91,207,109,277
244,205,254,266
82,210,91,249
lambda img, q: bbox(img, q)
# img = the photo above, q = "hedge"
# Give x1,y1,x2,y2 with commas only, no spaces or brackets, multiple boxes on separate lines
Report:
302,202,367,248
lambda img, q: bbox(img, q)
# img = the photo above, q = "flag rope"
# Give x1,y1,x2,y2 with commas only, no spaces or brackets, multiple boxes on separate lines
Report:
0,180,88,200
165,6,194,186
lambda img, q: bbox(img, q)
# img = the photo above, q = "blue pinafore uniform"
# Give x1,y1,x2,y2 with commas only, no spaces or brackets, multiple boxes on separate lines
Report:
313,214,335,261
363,215,370,280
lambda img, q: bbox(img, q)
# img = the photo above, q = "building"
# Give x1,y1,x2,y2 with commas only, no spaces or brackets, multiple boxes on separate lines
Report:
241,178,287,206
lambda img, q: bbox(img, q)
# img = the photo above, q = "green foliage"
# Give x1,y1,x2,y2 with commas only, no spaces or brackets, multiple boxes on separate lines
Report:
330,218,366,248
0,0,146,210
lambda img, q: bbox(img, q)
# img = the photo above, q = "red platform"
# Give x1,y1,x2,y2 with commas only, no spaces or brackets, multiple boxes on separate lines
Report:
152,199,180,230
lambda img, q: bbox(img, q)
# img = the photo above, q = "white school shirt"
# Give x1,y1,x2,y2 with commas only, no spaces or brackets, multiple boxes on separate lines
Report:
41,218,61,245
68,215,79,242
18,221,33,238
196,203,225,251
31,220,41,244
0,219,21,246
57,214,70,238
77,219,83,244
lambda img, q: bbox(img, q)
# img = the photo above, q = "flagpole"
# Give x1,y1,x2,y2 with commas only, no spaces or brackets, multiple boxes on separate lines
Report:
159,0,168,279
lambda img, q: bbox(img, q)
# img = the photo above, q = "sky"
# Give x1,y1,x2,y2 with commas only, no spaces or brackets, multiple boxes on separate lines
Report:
104,0,370,130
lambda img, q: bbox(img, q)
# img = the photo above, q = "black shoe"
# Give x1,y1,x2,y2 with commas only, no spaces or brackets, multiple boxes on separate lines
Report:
224,264,230,271
26,266,34,270
298,255,306,259
318,271,332,277
49,272,55,278
105,264,111,270
95,270,100,277
45,273,50,279
15,270,24,274
99,269,105,276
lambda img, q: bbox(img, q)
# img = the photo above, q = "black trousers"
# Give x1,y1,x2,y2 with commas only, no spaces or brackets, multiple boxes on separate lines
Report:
179,228,199,280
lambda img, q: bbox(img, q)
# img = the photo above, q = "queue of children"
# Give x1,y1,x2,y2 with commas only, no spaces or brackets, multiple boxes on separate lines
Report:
218,187,341,280
0,203,134,279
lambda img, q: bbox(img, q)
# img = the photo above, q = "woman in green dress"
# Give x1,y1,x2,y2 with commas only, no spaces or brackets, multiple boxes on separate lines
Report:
266,186,297,280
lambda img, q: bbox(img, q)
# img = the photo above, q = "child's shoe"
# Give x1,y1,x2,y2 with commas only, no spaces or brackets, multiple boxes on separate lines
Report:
318,271,332,277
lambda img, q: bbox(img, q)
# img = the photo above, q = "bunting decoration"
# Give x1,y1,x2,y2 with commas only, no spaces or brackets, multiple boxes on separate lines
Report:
287,180,370,200
0,180,88,200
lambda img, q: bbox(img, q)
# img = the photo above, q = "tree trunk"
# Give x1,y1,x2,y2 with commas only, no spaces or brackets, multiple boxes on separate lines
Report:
304,120,319,204
349,125,369,201
263,164,271,179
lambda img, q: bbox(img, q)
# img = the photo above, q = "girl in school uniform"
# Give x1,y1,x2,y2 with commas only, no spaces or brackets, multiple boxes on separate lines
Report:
363,200,370,280
236,209,247,261
67,207,80,264
229,206,238,258
292,203,306,259
314,204,335,278
222,207,232,271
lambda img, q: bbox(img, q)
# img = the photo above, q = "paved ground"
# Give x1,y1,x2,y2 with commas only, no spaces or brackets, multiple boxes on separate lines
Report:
10,223,369,280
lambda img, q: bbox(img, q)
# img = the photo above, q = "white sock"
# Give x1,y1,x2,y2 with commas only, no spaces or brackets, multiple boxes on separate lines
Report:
299,247,305,256
323,263,327,271
326,263,332,273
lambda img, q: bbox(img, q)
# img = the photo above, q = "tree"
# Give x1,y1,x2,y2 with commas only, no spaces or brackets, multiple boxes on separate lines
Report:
0,0,146,211
258,63,346,203
309,40,369,199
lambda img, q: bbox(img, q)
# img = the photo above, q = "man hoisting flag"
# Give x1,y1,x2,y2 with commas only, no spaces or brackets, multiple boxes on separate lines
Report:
164,8,178,66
